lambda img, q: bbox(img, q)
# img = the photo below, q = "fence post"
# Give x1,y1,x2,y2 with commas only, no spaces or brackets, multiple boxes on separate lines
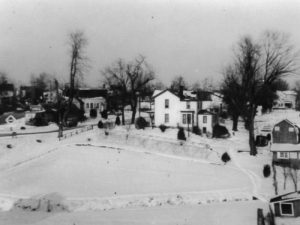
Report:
257,208,265,225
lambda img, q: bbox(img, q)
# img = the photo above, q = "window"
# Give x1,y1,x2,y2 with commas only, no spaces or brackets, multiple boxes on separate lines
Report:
165,114,169,123
165,99,169,108
289,127,294,132
203,116,207,124
96,103,99,108
290,152,298,159
183,114,187,124
274,126,280,131
278,152,289,159
86,103,89,108
186,101,190,109
280,203,294,216
90,103,93,109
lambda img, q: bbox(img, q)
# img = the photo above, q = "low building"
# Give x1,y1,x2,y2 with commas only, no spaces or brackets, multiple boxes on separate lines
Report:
273,90,297,110
272,119,300,144
0,83,15,107
270,191,300,217
198,110,218,134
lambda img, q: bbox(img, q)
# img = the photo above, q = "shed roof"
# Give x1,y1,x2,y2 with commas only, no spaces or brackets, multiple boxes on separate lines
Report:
270,191,300,203
271,143,300,152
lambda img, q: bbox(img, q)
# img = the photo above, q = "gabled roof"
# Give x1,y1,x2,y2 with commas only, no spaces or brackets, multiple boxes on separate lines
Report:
270,191,300,203
152,89,179,99
275,119,299,128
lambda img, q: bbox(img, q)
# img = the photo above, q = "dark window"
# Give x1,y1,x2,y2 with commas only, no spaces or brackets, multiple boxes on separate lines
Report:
165,99,169,108
183,114,187,124
187,114,191,124
165,114,169,123
281,203,293,216
86,103,89,108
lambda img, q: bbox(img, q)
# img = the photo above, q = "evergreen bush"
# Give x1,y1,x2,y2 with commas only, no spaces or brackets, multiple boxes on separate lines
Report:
90,109,97,118
115,116,121,126
98,120,104,129
159,124,167,132
177,127,186,141
192,126,201,135
135,117,147,130
221,152,231,163
263,164,271,178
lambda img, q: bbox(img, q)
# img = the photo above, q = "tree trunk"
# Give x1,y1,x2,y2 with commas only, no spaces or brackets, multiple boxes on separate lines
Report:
121,107,125,125
131,104,137,124
232,114,239,131
272,162,278,195
249,115,257,156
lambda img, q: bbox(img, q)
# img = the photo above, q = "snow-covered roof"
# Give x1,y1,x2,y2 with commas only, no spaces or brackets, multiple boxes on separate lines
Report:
271,143,300,152
270,191,300,203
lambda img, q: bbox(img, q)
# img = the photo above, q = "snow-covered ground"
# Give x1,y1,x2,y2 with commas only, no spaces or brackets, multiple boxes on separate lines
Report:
1,110,300,224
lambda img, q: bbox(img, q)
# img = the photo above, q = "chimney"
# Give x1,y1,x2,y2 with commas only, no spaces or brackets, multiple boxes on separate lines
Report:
179,85,184,100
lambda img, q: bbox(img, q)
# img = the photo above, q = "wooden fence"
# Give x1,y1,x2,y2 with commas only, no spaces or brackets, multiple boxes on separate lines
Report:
58,125,94,141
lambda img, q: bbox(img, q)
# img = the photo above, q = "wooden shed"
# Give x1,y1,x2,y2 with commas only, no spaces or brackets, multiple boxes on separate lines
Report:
270,191,300,217
271,143,300,169
272,119,300,144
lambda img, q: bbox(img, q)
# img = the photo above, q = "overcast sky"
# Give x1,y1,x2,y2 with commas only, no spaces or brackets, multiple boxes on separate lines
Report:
1,0,300,87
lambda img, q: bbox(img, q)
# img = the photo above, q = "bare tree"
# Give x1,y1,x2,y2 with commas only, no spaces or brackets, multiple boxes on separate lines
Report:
126,56,155,123
169,75,188,93
64,31,88,124
103,56,155,124
222,31,298,156
102,59,129,125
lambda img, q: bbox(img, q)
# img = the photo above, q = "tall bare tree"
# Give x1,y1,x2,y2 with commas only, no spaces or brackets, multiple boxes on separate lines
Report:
222,31,298,156
169,75,188,93
102,56,155,124
64,31,88,123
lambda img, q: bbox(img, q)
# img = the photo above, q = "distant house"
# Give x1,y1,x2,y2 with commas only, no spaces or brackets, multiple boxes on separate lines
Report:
273,90,297,110
74,88,107,116
19,86,43,104
270,191,300,217
271,119,300,168
198,110,218,134
43,89,63,103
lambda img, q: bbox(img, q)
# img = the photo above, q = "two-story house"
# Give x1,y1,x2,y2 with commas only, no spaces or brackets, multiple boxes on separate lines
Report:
271,119,300,168
152,88,220,133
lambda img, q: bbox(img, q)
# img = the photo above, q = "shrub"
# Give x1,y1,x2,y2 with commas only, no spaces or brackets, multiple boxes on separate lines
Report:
101,110,108,119
105,131,109,136
159,124,167,133
7,144,12,149
98,120,104,129
192,126,201,135
263,164,271,178
20,126,26,130
90,109,97,118
36,139,42,143
213,124,230,138
177,127,186,141
135,117,147,130
115,116,121,126
221,152,231,163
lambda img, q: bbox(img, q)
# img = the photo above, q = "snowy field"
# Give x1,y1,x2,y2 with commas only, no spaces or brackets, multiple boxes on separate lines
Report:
1,110,300,224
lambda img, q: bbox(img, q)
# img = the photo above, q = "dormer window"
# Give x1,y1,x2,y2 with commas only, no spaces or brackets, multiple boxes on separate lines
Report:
165,99,169,108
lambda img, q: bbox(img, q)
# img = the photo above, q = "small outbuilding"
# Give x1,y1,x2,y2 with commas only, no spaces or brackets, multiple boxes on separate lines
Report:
272,119,300,144
270,191,300,217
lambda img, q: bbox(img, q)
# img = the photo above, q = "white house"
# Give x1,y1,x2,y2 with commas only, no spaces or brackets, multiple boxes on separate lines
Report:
153,90,198,128
273,90,297,110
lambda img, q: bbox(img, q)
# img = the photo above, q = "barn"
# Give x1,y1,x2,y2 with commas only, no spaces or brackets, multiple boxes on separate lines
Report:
272,119,300,144
270,191,300,217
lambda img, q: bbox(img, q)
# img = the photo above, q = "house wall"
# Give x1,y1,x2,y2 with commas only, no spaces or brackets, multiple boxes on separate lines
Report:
178,101,198,127
272,121,298,144
274,200,300,217
198,114,216,134
82,97,106,115
154,91,180,127
272,152,300,169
